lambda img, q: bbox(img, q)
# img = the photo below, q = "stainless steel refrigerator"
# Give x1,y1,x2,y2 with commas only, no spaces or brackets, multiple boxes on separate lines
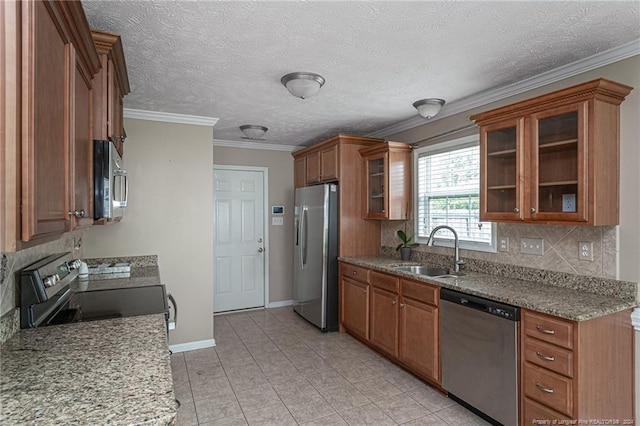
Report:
293,183,339,332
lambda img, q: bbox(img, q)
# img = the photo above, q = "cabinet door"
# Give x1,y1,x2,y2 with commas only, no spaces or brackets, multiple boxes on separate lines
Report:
530,103,588,222
399,297,439,382
480,118,525,221
69,46,94,230
370,287,398,357
340,277,369,340
21,0,71,240
294,156,306,188
108,58,124,155
320,144,339,181
306,151,321,184
363,152,387,219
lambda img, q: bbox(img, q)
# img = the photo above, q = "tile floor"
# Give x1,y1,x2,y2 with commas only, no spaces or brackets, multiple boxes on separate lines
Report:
171,307,491,426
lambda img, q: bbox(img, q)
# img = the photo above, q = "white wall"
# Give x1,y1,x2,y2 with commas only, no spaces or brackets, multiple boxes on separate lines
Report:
84,118,214,346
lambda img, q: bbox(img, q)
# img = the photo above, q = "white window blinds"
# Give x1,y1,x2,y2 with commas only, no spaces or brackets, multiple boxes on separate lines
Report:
416,143,493,247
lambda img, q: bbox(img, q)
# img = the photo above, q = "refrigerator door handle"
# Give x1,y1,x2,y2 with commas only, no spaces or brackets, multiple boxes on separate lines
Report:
302,207,308,268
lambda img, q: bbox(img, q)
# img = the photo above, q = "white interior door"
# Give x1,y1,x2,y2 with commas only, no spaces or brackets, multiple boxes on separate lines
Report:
213,167,266,313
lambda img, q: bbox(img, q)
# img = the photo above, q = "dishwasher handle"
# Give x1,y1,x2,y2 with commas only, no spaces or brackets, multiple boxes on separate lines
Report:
440,288,520,321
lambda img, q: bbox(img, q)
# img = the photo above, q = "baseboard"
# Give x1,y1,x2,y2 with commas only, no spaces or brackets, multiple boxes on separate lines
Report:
169,338,216,353
268,300,294,308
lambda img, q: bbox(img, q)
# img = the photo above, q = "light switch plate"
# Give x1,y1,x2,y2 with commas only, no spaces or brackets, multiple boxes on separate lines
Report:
520,238,544,255
499,237,509,252
272,217,284,226
579,241,594,261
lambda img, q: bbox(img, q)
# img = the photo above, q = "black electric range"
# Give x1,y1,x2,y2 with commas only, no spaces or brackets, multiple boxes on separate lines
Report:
19,252,172,329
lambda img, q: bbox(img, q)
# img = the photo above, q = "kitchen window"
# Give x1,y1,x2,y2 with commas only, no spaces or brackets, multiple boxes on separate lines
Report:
415,135,496,252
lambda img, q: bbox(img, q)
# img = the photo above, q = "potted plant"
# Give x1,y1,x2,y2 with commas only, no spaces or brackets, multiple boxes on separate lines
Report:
396,222,419,261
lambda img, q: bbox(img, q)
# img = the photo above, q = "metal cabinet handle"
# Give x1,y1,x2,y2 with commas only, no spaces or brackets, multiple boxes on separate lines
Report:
391,300,396,305
530,207,536,213
399,303,405,308
535,351,555,362
535,382,555,394
68,209,85,218
536,325,556,335
352,271,357,275
513,207,520,213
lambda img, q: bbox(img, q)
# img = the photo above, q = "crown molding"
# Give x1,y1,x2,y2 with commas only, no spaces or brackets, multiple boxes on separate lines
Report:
124,108,219,127
213,138,298,152
368,39,640,139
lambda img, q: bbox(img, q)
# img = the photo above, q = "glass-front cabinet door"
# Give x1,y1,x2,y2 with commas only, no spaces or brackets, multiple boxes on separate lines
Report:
365,153,387,218
530,102,588,222
480,118,525,221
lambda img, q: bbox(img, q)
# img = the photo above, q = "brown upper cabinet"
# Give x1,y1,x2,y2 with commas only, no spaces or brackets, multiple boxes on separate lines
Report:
471,78,632,225
2,0,101,251
292,134,384,256
359,142,412,220
92,30,130,156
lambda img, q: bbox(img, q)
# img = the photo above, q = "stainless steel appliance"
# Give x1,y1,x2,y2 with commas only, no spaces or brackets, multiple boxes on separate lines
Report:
20,252,175,331
94,140,128,220
293,184,338,331
440,288,520,426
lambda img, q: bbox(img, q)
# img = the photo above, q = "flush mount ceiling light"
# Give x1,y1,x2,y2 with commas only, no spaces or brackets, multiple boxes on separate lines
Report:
281,72,326,99
413,98,446,119
239,125,268,140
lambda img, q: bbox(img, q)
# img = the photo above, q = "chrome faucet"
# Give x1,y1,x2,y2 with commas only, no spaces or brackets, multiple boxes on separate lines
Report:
426,225,464,274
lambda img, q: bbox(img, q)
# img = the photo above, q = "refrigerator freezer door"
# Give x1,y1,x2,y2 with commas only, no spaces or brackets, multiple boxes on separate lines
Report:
293,184,338,331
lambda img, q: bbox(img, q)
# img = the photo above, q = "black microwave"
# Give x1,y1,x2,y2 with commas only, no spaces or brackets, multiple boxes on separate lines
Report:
94,140,128,220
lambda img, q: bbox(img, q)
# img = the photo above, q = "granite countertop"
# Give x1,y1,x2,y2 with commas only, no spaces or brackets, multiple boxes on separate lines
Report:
0,314,176,425
339,256,637,321
71,266,162,292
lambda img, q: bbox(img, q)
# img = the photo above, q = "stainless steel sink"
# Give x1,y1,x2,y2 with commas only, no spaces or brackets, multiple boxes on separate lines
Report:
394,265,450,277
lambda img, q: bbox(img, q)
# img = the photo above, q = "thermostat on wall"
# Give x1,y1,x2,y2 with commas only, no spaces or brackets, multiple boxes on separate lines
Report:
272,206,285,215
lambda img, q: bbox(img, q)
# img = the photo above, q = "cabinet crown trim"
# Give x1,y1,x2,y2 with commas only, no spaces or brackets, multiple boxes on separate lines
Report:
470,78,633,125
91,29,131,95
292,134,383,158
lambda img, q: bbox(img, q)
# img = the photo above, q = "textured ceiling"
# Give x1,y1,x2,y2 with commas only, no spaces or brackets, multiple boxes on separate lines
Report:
81,1,640,147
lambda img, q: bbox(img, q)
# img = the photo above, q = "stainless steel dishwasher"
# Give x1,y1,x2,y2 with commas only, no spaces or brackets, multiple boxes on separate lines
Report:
440,288,520,426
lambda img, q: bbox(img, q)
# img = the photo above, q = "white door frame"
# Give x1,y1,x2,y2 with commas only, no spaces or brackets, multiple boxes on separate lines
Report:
213,164,270,310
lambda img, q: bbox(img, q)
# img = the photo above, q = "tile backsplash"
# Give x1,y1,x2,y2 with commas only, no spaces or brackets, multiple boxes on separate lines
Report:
0,234,84,318
382,221,617,279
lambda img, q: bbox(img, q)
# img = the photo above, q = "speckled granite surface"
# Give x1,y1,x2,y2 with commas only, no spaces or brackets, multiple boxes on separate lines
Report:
0,308,19,344
380,246,638,301
340,256,637,321
0,314,176,425
71,266,162,292
85,255,158,268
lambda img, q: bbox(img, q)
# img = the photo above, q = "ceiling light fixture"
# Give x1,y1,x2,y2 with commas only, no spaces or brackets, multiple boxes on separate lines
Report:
239,125,268,140
413,98,445,119
281,72,326,99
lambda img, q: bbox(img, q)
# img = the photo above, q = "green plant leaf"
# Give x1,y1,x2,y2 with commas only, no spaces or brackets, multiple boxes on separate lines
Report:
395,243,403,251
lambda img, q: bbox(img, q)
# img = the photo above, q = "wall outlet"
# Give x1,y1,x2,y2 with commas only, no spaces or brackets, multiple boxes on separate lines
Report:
520,238,544,255
579,242,594,261
498,237,509,252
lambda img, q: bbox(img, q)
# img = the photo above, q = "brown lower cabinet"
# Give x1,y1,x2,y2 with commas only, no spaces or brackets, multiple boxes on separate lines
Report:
340,261,635,424
521,309,634,424
339,262,440,385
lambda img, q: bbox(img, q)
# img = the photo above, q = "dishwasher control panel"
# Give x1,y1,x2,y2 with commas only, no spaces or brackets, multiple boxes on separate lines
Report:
441,288,520,321
488,306,517,320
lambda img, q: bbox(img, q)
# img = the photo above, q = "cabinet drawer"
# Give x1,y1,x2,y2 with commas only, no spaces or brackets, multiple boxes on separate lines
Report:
524,310,574,349
523,363,573,417
370,271,399,293
524,338,573,378
341,264,370,283
400,279,438,306
523,398,571,424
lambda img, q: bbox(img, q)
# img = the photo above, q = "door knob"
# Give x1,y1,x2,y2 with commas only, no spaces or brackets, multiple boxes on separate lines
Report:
68,209,85,218
258,247,264,253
